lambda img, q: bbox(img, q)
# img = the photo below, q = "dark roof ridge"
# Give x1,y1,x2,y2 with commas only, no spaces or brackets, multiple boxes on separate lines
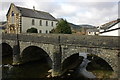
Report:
16,6,49,14
15,5,57,21
100,19,120,30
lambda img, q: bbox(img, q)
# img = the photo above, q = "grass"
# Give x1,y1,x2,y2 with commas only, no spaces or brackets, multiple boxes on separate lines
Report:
90,70,117,78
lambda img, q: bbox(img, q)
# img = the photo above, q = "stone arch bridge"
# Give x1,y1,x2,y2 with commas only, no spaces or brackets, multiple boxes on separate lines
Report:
1,33,120,78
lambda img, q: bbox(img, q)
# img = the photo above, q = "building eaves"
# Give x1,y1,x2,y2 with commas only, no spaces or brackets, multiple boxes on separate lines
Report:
100,19,120,30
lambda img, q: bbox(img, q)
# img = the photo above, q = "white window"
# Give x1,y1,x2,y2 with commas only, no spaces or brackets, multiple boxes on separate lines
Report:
46,21,48,26
46,30,48,33
11,11,14,24
51,22,53,26
32,19,35,25
39,30,42,33
39,20,42,26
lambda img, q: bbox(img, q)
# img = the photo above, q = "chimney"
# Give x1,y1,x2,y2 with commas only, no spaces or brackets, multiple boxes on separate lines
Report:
33,6,35,10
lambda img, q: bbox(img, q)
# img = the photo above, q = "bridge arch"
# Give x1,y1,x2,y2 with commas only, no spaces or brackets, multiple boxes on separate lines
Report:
62,53,84,72
87,54,113,71
1,43,13,56
93,53,117,74
62,52,114,78
1,43,13,64
62,50,115,73
21,45,52,67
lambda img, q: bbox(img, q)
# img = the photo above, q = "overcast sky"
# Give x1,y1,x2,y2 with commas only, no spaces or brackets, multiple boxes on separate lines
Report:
0,0,120,26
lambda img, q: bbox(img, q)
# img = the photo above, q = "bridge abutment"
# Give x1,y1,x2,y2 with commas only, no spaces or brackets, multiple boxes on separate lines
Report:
52,45,62,77
12,38,21,65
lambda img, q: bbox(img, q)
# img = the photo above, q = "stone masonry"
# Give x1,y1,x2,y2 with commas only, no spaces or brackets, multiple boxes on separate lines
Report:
1,33,120,78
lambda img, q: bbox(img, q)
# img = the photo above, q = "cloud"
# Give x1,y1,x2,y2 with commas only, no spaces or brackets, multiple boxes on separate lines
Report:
51,3,78,18
0,0,119,26
52,2,118,26
60,0,119,2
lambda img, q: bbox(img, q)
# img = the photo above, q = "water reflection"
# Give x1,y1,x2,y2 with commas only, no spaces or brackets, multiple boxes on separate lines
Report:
2,53,114,79
2,60,51,78
77,53,96,78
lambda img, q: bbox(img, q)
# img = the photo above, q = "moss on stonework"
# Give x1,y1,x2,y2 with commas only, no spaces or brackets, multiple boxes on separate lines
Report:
52,71,61,77
12,62,21,65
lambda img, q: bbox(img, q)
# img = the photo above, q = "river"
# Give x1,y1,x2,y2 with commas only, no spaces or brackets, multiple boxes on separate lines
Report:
1,53,115,79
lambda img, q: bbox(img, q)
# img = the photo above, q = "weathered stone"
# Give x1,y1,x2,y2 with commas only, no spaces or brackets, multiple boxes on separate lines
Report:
1,33,120,78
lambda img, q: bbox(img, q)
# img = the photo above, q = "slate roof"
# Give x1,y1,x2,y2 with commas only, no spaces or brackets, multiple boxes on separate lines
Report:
16,6,57,21
99,19,120,30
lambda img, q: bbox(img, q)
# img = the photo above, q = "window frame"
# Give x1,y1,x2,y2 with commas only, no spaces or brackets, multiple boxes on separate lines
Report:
32,19,35,25
46,30,48,33
51,21,53,27
46,21,48,26
39,20,42,26
39,30,42,33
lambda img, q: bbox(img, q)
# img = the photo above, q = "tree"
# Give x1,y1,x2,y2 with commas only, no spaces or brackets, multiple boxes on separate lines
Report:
54,19,72,34
49,28,55,33
27,27,38,33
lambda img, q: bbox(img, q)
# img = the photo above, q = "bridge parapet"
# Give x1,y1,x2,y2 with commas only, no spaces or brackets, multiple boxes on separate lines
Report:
2,33,120,49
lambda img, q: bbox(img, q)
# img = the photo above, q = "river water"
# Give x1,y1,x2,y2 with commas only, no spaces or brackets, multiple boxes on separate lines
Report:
2,59,51,79
1,53,114,79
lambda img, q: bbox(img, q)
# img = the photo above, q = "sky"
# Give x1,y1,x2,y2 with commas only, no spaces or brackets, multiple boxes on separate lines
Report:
0,0,120,26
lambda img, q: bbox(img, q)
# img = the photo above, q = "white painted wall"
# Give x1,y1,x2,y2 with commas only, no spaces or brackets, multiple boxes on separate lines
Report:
87,31,99,35
22,17,57,33
100,23,120,36
87,32,95,35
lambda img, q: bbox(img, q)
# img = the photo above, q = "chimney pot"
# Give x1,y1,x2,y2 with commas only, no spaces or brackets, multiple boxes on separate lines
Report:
33,6,35,10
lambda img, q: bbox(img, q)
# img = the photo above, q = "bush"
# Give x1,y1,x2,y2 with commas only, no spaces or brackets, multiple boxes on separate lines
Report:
50,19,72,34
55,19,72,34
27,27,38,33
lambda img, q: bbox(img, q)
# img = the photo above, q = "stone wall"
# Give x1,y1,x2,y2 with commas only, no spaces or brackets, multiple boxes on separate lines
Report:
2,33,120,49
61,45,119,77
2,33,120,77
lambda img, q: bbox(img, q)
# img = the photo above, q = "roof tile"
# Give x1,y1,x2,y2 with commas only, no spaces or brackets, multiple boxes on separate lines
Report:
16,6,57,21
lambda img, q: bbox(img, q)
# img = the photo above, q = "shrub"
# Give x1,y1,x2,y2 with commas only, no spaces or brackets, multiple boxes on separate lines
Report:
27,27,38,33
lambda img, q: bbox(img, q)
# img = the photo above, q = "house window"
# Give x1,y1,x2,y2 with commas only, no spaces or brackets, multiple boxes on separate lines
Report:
12,11,14,16
51,22,53,26
46,30,48,33
88,32,91,34
39,20,42,26
32,19,35,25
11,11,14,24
46,21,48,26
39,30,42,33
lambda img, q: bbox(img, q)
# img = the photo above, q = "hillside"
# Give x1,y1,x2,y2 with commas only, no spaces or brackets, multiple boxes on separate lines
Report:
69,23,96,31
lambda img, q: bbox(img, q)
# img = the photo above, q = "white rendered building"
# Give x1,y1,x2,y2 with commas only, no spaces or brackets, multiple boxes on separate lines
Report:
6,3,58,34
99,19,120,36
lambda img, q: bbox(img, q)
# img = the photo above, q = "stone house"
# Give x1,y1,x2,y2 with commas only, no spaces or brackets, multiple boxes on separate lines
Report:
6,3,58,34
